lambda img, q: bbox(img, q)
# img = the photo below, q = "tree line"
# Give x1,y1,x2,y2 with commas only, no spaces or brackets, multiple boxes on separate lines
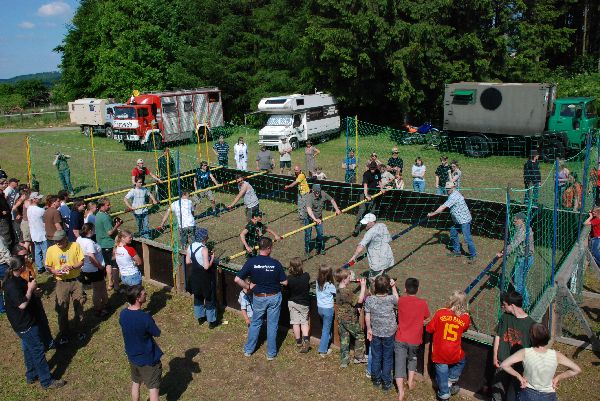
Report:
54,0,600,125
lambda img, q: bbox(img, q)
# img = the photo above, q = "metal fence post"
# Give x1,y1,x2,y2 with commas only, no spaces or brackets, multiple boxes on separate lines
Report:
552,158,559,285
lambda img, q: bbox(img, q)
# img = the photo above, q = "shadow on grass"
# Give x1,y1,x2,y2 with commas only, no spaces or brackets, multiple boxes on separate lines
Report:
145,287,173,316
160,347,201,401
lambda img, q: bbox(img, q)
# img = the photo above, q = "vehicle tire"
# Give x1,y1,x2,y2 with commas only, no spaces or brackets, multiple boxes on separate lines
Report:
465,135,491,157
146,132,163,152
124,141,133,151
105,126,114,140
83,126,91,137
290,138,299,150
541,139,565,162
428,129,442,147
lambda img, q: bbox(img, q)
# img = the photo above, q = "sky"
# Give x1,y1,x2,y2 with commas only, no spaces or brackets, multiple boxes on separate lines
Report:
0,0,78,79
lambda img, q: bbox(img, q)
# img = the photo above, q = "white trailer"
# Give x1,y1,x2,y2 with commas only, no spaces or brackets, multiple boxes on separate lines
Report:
68,98,122,139
257,93,340,149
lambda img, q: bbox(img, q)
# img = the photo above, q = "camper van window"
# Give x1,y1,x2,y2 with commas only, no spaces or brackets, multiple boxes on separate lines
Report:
138,108,149,118
296,99,304,106
208,92,220,103
163,103,176,114
114,107,136,119
183,101,193,112
585,102,597,118
266,115,293,126
265,99,287,105
307,108,324,121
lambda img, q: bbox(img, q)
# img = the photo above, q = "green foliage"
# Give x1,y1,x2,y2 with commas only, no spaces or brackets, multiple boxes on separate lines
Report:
55,0,600,124
0,93,27,113
0,79,50,110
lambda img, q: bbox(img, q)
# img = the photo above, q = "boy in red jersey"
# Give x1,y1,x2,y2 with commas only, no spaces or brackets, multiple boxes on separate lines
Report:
426,291,470,400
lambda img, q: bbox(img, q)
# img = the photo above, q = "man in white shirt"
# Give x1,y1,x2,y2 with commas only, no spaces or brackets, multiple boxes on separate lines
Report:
348,213,395,279
124,178,157,239
278,137,293,175
158,190,196,252
26,192,47,273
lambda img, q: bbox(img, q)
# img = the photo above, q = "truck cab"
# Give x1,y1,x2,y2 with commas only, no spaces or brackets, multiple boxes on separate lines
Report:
113,95,161,150
548,97,597,148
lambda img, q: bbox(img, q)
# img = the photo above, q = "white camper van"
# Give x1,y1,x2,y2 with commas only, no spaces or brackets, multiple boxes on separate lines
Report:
257,93,340,149
68,98,122,138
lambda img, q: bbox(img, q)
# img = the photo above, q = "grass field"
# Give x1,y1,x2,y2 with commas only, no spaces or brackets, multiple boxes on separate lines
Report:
1,279,598,401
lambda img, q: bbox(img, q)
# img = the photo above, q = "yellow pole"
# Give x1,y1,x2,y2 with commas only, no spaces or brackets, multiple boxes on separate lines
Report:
194,112,202,160
90,127,100,191
204,117,210,164
225,191,385,261
110,170,268,217
25,136,32,186
355,115,359,166
151,132,159,174
166,152,177,282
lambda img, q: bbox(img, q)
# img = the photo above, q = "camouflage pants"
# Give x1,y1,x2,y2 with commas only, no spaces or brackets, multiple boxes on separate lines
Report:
338,319,365,364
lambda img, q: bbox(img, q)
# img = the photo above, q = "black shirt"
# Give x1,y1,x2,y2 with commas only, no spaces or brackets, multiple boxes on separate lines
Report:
3,276,36,332
387,157,404,172
523,160,541,185
435,164,451,186
287,272,310,306
362,169,381,189
68,209,84,242
0,193,10,222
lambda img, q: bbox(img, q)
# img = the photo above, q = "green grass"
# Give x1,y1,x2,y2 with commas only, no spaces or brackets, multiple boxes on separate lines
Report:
0,111,71,129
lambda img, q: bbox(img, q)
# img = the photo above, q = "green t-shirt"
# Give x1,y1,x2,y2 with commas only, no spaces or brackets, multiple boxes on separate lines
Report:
495,312,536,361
95,211,115,248
336,286,360,323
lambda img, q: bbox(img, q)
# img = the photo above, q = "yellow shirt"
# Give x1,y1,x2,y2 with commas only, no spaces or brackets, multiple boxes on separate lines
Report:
296,172,310,195
45,242,84,280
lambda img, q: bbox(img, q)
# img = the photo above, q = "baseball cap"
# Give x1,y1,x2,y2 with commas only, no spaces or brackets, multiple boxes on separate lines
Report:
136,159,144,164
445,181,455,189
312,184,321,192
360,213,376,225
252,210,264,218
29,192,44,200
369,161,378,169
51,230,66,241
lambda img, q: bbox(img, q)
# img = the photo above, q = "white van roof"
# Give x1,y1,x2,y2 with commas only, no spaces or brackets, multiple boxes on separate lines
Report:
257,93,337,113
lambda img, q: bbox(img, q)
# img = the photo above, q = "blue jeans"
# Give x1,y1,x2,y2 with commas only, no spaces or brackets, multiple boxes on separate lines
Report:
33,240,48,273
193,289,217,324
0,263,7,313
434,358,466,399
436,187,448,195
134,213,150,238
514,256,534,309
413,180,425,192
450,222,477,257
304,217,324,253
58,169,73,193
590,238,600,267
17,324,54,387
121,270,142,286
245,292,282,358
370,335,394,385
318,306,334,353
519,387,558,401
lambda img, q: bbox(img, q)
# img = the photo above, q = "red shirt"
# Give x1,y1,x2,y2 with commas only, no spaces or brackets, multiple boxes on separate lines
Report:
591,217,600,238
426,308,470,364
132,167,151,184
395,295,430,345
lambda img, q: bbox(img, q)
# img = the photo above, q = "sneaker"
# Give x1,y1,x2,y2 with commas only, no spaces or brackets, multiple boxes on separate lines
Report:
372,380,382,389
339,362,348,369
26,376,39,385
467,257,478,265
353,356,368,364
450,384,461,396
77,333,87,342
266,355,276,361
56,337,69,347
382,383,394,392
447,251,462,257
295,340,303,348
319,349,332,357
45,379,66,389
304,250,311,258
365,370,371,379
244,352,252,357
197,317,207,326
352,228,360,237
299,340,311,353
208,321,221,329
319,249,326,255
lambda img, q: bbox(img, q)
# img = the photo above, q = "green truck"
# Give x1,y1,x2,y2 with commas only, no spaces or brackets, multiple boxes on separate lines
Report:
442,82,598,160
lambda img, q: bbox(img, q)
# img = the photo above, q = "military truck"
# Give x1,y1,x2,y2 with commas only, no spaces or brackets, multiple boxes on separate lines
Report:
68,98,122,139
442,82,598,159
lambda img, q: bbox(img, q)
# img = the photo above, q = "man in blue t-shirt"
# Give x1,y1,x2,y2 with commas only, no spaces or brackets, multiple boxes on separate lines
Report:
119,285,163,401
212,135,230,167
234,237,288,360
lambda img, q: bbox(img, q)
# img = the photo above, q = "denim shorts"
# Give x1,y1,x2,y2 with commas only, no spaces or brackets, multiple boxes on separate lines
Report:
121,270,142,286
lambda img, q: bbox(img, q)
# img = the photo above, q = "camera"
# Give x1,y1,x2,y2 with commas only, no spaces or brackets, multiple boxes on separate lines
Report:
113,217,123,226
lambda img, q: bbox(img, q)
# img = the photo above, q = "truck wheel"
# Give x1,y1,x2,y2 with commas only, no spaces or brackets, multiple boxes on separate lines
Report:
290,138,299,150
124,141,132,151
465,135,491,157
83,126,91,137
146,132,163,151
541,140,565,162
105,126,114,140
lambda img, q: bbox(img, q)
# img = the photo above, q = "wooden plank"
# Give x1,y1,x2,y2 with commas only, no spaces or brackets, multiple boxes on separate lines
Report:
556,336,600,352
557,284,600,351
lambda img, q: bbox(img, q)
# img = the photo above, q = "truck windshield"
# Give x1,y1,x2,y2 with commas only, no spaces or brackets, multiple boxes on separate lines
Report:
266,114,293,126
114,107,137,119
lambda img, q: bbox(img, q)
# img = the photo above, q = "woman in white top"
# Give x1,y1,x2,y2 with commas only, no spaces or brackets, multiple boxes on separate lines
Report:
113,229,143,287
450,160,462,190
84,201,97,225
500,323,581,401
76,223,108,316
234,137,248,170
411,157,426,192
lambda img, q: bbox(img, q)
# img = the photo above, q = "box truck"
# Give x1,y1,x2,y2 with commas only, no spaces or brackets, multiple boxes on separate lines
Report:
257,92,340,149
442,82,597,159
68,98,122,138
112,88,224,151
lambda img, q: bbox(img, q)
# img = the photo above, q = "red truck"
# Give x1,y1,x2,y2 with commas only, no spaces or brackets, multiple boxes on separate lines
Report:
112,88,224,150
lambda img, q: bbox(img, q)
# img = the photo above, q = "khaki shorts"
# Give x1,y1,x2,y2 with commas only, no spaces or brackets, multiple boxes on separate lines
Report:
130,361,162,389
21,220,32,242
288,301,309,325
195,190,215,202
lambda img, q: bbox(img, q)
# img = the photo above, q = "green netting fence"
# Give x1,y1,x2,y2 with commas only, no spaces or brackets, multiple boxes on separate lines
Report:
22,119,598,342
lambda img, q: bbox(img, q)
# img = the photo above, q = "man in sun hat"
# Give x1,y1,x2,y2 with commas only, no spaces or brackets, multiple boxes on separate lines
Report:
428,181,477,263
348,213,394,279
387,147,404,175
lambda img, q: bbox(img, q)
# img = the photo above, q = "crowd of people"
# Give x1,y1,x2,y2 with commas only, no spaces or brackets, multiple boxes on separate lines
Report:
0,140,590,401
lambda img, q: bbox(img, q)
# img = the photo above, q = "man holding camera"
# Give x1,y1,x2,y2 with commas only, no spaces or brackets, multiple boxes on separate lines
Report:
95,198,123,291
53,151,74,196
